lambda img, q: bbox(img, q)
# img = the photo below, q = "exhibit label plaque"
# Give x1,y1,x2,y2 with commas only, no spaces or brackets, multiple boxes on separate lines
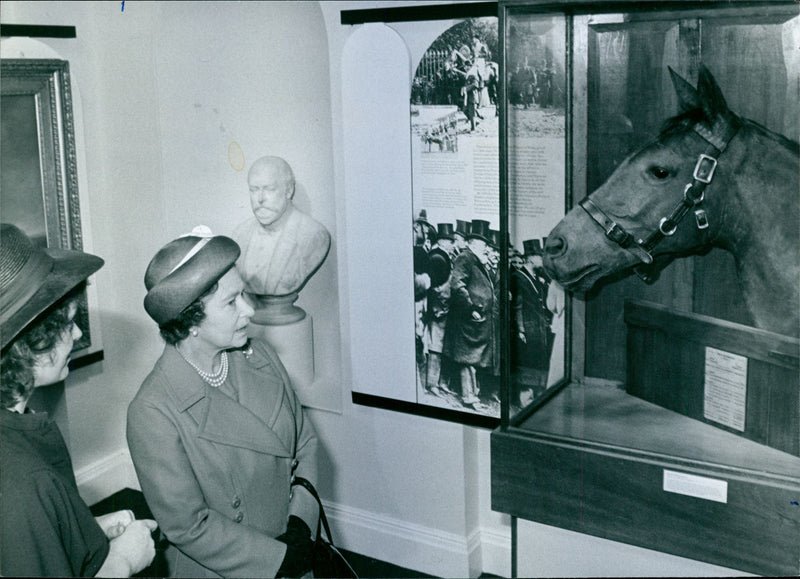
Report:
663,469,728,504
703,346,747,432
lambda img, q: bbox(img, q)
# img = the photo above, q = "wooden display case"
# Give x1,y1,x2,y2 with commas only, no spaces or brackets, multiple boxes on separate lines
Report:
625,300,800,457
492,377,800,576
491,0,800,575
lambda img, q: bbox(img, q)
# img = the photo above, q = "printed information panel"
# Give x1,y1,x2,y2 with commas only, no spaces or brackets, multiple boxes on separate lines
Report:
704,346,748,432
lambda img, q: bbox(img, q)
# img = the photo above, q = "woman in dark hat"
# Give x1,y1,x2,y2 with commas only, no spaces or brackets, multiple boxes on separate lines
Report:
0,223,157,577
126,227,318,578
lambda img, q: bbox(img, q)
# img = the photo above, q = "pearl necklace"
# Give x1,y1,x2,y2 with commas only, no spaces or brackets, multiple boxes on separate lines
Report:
176,346,229,388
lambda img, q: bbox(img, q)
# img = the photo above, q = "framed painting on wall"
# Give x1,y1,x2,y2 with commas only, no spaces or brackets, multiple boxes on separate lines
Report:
1,58,102,367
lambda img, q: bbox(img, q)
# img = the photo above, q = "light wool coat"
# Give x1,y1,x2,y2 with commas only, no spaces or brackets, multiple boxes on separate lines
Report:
127,338,318,578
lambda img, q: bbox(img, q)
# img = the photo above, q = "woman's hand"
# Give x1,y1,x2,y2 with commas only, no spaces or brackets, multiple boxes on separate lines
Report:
276,516,314,578
96,519,158,577
96,509,135,539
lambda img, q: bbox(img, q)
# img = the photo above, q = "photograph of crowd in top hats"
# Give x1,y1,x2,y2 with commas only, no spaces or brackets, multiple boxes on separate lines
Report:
405,14,568,422
413,210,562,419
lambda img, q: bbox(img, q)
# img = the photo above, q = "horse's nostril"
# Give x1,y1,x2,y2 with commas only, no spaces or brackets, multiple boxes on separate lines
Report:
546,236,567,258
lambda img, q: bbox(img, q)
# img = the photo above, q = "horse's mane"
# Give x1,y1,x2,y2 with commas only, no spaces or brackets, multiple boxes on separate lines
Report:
658,108,799,154
658,108,707,138
740,117,800,154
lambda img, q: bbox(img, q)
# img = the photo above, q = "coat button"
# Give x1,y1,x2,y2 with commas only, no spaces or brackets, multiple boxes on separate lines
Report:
289,489,293,500
232,496,241,509
234,511,244,523
292,459,299,470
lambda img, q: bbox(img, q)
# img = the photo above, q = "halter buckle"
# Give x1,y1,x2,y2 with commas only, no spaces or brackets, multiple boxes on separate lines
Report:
683,183,705,205
694,209,709,230
693,154,717,184
606,223,632,246
659,217,677,236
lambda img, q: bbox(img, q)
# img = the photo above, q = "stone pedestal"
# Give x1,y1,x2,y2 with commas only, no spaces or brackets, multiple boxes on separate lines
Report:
249,292,306,325
247,312,315,391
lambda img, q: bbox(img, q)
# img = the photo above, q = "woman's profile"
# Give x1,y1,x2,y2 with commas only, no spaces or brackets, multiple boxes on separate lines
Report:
0,223,158,577
127,226,319,577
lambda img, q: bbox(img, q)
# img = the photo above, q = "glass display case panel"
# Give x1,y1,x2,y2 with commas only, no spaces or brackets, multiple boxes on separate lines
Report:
503,11,569,424
501,0,800,426
494,1,800,574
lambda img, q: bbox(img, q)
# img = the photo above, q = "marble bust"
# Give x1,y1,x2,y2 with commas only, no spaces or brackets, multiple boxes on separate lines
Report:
233,156,331,300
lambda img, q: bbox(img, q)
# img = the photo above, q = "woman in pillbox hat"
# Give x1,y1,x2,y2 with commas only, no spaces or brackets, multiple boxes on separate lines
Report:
128,226,319,578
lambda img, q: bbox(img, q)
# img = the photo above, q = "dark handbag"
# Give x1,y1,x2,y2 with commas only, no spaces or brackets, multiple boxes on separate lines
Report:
292,477,358,579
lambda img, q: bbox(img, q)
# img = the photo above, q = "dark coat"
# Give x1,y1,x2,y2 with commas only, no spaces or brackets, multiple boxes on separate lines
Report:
0,411,108,577
127,339,318,578
511,266,554,370
443,248,496,367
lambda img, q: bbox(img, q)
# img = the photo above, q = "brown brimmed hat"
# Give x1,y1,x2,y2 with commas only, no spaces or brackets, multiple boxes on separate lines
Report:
144,227,240,326
1,223,104,350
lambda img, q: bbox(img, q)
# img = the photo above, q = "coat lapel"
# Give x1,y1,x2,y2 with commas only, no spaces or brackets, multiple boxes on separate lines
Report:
469,249,493,287
263,208,301,286
520,267,543,296
160,346,292,457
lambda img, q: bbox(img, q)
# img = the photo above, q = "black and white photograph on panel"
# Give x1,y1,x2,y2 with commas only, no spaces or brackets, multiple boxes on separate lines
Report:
409,16,503,419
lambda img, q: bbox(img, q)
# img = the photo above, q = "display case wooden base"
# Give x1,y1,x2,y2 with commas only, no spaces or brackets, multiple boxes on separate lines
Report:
625,300,800,457
491,379,800,576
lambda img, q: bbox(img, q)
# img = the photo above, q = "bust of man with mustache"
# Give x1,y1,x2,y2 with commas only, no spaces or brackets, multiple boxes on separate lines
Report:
233,156,331,298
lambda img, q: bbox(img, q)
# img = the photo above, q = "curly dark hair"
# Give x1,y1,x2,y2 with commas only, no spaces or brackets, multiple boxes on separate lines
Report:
1,294,77,409
158,282,217,345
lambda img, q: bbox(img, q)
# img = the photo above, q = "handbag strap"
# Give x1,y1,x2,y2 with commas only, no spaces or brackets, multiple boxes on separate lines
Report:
292,476,334,544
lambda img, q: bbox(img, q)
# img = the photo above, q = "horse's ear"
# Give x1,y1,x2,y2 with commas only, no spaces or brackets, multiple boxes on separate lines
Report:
669,66,700,113
697,65,731,120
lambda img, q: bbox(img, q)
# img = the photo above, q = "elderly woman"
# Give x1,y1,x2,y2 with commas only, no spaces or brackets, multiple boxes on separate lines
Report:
126,227,319,578
0,223,157,577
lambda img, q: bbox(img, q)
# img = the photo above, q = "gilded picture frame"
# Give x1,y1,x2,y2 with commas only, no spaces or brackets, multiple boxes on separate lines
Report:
1,59,97,361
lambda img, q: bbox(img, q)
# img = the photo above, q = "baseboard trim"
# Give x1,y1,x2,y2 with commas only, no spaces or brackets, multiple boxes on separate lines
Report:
323,499,472,578
468,525,512,577
75,449,139,506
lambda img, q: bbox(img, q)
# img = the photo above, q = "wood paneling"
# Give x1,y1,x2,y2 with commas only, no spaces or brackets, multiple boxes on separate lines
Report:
625,300,800,456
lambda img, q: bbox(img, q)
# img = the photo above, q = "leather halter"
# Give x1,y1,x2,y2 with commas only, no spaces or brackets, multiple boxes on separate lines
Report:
579,117,738,275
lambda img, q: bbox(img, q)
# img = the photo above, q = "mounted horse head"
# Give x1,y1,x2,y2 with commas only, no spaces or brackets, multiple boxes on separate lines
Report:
543,66,799,337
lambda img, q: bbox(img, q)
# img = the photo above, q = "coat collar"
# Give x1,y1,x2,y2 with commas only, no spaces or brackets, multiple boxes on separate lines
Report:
516,265,545,289
465,248,492,282
158,344,292,457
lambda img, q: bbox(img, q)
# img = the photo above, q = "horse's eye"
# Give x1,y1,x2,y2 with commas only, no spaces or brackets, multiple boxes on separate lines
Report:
648,166,670,180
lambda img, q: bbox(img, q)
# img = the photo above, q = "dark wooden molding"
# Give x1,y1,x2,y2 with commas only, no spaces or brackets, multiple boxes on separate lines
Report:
352,391,499,429
1,24,76,38
341,2,497,25
69,350,104,371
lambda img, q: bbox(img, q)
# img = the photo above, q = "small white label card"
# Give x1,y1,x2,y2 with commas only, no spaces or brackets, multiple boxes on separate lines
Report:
703,346,747,431
663,470,728,503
